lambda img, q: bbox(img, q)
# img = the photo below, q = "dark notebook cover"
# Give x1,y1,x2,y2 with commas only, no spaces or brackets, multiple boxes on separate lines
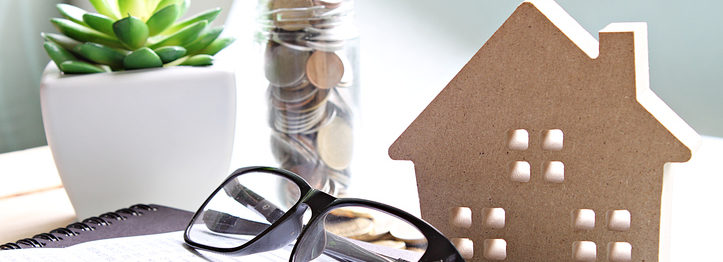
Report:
1,204,193,250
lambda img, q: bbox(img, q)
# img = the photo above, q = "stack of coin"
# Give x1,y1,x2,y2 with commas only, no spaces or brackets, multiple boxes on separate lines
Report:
259,0,358,196
325,207,429,252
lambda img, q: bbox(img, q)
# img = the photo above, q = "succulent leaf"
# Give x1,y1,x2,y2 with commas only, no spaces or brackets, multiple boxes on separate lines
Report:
44,0,226,73
118,0,150,21
89,0,120,20
184,27,223,55
74,42,126,69
83,13,115,36
163,55,188,67
149,20,207,49
44,41,78,68
57,4,88,26
154,0,189,17
123,47,163,69
198,37,235,56
154,46,186,63
181,54,213,66
42,32,82,51
162,8,220,35
59,60,109,74
144,0,162,15
51,18,123,49
113,16,149,49
146,4,180,36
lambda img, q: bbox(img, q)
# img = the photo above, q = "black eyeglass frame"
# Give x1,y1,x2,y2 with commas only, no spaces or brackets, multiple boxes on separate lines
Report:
183,166,463,262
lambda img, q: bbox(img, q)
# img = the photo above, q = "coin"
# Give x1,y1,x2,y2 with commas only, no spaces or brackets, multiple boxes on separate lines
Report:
370,240,406,250
322,166,350,195
336,50,354,88
270,131,318,164
265,42,310,87
271,0,315,31
313,0,343,9
306,51,344,89
328,207,373,220
287,162,327,190
271,83,318,104
389,221,427,246
324,215,374,238
352,216,392,242
317,115,352,170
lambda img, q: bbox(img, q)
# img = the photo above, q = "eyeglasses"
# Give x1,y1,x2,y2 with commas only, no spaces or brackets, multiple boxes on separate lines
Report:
184,166,464,262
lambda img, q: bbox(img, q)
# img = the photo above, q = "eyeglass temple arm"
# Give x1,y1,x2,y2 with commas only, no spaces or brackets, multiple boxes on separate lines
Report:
216,181,404,262
202,210,402,262
201,210,271,236
223,179,286,222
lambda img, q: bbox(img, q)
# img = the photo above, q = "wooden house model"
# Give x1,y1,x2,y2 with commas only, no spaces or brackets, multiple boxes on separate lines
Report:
389,0,699,261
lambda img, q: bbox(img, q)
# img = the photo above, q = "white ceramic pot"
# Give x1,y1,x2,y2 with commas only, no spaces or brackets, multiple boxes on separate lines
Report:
40,63,236,218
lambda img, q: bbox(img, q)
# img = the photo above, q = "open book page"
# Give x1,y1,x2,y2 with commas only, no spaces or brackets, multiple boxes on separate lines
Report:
0,230,333,262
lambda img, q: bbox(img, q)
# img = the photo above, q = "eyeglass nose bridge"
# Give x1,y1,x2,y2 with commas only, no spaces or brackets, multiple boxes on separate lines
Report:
300,189,337,216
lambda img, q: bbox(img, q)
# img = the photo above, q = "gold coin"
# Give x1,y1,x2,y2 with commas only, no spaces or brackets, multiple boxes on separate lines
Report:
390,221,427,246
328,207,374,220
317,116,352,170
352,218,392,242
271,0,314,31
306,51,344,89
370,240,406,250
324,216,373,238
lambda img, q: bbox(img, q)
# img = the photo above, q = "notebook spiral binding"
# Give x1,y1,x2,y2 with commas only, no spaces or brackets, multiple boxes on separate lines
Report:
0,204,158,250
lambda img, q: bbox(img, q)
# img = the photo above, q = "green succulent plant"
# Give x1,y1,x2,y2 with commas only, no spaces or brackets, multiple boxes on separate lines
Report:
42,0,235,74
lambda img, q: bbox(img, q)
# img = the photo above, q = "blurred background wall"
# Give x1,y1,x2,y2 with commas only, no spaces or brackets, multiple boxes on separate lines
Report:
0,1,62,154
0,0,720,154
355,0,722,139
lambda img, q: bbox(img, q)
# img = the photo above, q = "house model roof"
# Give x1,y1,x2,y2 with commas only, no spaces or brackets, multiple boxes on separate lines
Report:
389,0,700,260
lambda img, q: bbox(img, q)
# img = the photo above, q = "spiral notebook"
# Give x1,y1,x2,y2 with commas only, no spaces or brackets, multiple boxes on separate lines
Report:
0,204,333,261
0,204,194,250
0,204,419,261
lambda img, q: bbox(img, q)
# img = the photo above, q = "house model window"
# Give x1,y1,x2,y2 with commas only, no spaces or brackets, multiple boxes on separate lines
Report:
389,0,699,260
507,129,529,150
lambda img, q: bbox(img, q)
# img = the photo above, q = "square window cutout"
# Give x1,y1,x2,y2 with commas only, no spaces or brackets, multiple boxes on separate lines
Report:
607,242,632,262
572,241,597,261
572,209,595,230
450,207,472,228
543,161,565,183
452,238,474,259
483,239,507,260
607,210,631,231
542,129,564,151
510,161,530,182
482,208,505,229
507,129,529,150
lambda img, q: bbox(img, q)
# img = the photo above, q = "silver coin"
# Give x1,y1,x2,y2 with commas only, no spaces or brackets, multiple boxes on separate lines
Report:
264,42,310,87
270,131,318,164
316,114,353,170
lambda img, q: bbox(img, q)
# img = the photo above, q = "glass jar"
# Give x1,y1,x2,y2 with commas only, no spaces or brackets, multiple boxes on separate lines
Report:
257,0,359,196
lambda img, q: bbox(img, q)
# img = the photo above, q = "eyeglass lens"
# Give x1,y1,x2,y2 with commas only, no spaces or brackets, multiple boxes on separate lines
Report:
293,206,428,262
186,171,302,249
